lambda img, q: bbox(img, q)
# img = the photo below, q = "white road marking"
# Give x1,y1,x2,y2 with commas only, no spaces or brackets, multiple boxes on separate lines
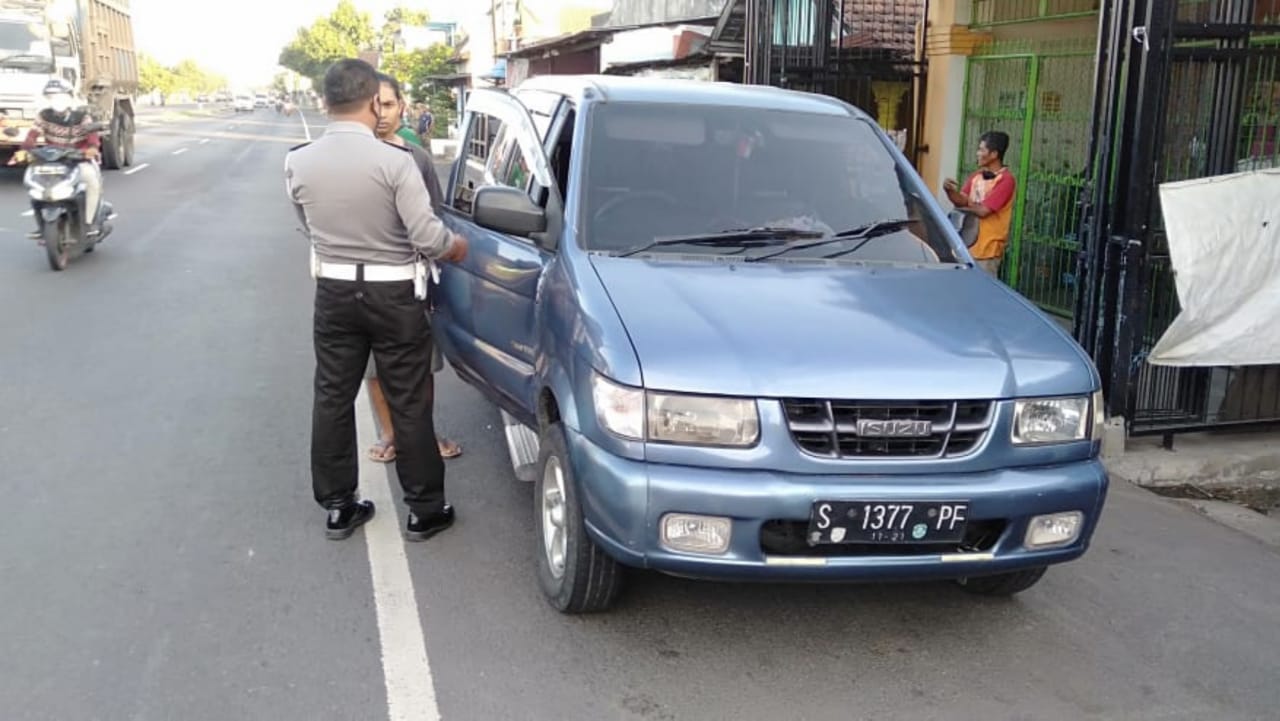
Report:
199,138,210,145
124,163,150,176
21,209,33,216
172,148,188,156
355,386,441,721
299,111,312,142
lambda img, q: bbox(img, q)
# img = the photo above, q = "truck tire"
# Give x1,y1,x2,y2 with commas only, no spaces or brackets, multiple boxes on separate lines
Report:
956,566,1047,596
122,114,135,167
534,422,623,613
101,115,124,170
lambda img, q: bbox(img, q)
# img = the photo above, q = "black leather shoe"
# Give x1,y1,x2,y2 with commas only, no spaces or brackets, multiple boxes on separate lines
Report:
326,500,375,540
405,504,454,542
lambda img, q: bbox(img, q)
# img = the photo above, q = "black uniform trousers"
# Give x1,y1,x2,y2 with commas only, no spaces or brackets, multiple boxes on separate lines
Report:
312,275,446,517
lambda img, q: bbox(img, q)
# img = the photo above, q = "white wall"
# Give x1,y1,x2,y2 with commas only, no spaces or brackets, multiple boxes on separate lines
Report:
601,26,712,72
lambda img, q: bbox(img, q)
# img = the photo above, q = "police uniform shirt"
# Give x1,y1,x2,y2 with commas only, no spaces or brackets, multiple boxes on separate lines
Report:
284,121,453,266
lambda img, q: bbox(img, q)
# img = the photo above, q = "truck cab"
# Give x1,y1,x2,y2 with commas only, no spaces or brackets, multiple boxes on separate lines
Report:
436,76,1109,614
0,0,136,170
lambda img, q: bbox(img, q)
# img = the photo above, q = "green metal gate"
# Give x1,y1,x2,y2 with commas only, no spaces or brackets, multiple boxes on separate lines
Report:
959,38,1096,317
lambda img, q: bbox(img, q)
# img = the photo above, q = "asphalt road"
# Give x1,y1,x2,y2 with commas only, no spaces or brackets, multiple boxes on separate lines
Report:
1,109,1278,721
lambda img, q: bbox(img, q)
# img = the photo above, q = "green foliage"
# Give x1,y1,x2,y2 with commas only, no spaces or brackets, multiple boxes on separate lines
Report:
138,53,226,99
379,43,457,135
138,53,174,96
380,6,431,54
278,0,377,87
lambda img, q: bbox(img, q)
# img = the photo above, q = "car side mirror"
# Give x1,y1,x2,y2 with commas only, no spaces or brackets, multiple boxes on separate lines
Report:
473,185,546,238
3,127,20,138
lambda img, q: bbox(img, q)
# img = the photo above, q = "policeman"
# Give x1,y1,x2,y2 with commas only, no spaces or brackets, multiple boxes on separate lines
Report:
285,58,468,542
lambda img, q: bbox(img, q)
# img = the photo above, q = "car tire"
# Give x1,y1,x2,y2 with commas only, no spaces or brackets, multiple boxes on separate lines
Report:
956,566,1047,596
534,422,623,614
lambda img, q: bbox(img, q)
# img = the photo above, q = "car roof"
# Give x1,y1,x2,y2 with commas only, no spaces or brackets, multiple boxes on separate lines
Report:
515,75,864,119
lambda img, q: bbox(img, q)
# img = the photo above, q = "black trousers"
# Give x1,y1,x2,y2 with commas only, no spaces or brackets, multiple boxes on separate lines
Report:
312,277,446,517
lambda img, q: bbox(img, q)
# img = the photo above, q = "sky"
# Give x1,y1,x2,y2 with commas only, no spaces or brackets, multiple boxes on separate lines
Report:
131,0,468,89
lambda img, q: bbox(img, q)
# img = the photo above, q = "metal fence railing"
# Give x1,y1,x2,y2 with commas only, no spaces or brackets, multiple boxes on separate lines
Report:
1074,0,1280,440
960,37,1095,315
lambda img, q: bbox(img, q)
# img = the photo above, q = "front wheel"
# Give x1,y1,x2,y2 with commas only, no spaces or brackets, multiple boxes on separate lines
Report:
956,566,1047,596
534,423,623,614
43,222,68,271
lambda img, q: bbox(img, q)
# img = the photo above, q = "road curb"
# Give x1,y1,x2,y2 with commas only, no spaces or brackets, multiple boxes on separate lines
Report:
1170,498,1280,550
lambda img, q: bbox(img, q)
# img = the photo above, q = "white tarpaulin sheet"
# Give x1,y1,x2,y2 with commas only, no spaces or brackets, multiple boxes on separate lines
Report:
1148,169,1280,366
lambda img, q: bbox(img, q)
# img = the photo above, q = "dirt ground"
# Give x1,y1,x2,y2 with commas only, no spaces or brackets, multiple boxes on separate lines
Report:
1150,483,1280,516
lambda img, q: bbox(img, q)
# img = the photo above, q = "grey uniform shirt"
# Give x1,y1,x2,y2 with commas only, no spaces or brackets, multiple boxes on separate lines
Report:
285,121,453,266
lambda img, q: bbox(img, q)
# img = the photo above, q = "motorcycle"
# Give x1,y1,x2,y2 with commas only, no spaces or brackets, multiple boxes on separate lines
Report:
12,126,115,271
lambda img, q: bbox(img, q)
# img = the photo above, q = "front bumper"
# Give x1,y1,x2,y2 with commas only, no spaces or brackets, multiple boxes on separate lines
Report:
568,428,1109,582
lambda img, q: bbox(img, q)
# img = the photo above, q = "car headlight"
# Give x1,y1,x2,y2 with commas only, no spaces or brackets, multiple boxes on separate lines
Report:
591,373,644,440
590,374,760,447
1012,395,1090,445
648,392,759,446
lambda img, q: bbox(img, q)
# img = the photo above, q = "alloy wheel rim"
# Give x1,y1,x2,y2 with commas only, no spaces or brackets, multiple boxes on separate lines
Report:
541,457,567,579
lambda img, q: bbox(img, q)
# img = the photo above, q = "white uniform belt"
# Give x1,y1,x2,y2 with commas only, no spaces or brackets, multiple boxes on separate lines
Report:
316,261,416,282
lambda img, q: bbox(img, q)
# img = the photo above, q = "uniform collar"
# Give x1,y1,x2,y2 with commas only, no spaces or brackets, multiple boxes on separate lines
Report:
325,121,375,137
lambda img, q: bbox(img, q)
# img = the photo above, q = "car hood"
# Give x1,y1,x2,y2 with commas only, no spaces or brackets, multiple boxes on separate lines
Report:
588,257,1095,400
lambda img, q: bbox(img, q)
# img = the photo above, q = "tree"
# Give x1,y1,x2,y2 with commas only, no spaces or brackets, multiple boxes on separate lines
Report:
138,53,176,99
380,43,457,137
278,0,376,87
379,6,430,54
272,71,291,96
139,54,225,102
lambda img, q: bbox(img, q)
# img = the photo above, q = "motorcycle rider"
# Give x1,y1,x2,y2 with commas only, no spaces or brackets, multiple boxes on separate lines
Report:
19,79,111,240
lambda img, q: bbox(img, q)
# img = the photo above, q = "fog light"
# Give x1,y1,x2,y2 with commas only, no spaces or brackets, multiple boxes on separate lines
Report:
1024,511,1084,549
660,514,731,555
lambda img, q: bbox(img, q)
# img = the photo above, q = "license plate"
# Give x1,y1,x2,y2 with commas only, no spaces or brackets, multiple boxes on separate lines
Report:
33,166,65,175
808,501,969,545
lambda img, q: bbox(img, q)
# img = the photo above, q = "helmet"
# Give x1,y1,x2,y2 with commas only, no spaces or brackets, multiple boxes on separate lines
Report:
43,79,76,113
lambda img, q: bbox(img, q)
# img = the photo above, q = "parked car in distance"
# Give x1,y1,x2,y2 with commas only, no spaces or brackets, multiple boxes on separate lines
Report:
436,76,1109,614
232,95,254,112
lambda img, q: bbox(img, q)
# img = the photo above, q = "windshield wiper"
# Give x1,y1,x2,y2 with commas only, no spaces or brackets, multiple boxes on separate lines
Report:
616,226,824,258
742,218,916,263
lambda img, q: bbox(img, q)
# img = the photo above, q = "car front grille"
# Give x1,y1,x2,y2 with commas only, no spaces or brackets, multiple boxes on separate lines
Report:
781,399,995,459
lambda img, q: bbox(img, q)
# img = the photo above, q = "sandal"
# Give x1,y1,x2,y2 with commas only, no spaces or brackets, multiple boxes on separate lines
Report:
367,439,396,463
438,438,462,459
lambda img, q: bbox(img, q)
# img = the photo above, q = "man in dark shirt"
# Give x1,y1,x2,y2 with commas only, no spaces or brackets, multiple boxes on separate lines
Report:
366,72,462,463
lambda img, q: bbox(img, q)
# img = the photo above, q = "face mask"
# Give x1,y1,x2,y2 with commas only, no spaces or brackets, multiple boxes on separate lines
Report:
47,94,72,113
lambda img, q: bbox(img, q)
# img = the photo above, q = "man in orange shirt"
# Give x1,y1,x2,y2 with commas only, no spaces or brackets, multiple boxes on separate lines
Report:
944,131,1016,276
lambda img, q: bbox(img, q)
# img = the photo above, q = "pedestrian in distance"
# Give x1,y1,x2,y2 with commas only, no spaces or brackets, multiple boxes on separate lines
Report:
285,58,468,543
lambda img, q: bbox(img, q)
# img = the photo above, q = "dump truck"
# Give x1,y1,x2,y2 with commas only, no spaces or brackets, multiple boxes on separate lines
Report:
0,0,138,169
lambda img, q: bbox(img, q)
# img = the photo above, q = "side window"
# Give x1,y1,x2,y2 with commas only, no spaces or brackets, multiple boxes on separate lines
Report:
453,112,505,215
486,125,530,192
548,109,576,203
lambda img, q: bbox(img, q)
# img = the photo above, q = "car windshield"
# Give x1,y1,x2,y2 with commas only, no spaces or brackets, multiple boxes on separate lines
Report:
581,102,958,265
